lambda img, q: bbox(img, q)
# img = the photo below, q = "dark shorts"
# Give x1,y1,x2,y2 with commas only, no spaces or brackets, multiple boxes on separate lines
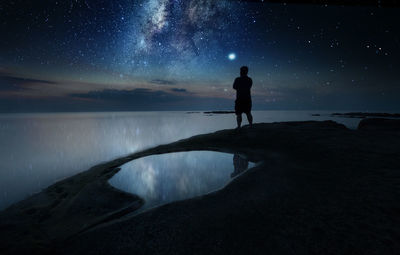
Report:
235,100,252,115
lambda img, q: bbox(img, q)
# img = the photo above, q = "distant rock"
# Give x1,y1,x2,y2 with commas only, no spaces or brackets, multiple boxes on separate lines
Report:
332,112,400,118
311,114,320,116
358,118,400,131
203,111,235,114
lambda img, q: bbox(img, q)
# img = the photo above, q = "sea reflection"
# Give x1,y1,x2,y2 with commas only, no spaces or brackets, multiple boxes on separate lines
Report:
0,111,360,210
109,151,255,211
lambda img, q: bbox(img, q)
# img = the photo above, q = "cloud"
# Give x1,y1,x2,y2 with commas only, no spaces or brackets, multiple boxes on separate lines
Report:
70,88,182,103
251,85,400,111
67,88,190,110
62,88,232,112
0,74,56,92
149,79,176,85
170,88,187,93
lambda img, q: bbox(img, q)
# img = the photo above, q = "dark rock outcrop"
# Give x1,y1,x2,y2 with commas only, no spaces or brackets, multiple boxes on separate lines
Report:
1,120,400,255
358,118,400,131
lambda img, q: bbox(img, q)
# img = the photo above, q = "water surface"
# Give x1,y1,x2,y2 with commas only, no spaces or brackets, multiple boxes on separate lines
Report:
109,151,255,211
0,110,361,209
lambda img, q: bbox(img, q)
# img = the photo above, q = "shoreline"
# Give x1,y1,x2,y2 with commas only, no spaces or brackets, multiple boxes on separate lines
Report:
1,120,399,254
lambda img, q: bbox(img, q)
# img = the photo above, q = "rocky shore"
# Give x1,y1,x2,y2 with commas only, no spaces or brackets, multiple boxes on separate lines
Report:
331,112,400,118
1,120,399,254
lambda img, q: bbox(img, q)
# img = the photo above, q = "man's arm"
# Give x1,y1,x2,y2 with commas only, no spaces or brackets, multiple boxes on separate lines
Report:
233,78,238,90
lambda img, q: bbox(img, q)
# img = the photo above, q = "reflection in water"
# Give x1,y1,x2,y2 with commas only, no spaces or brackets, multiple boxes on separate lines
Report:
109,151,255,211
0,111,359,210
231,154,249,178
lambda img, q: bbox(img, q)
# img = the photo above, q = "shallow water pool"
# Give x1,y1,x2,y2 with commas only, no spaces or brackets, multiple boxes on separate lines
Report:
109,151,255,211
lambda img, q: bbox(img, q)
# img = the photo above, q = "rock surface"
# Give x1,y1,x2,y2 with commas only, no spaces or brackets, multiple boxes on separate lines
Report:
1,121,400,254
358,117,400,131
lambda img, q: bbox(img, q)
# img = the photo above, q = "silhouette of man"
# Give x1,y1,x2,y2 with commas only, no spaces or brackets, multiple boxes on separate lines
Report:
233,66,253,128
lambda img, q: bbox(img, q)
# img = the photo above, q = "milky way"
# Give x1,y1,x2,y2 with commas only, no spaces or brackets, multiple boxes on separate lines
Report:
1,0,400,111
120,0,241,79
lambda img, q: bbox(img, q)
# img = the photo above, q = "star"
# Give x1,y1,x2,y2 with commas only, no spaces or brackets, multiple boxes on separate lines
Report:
228,53,236,61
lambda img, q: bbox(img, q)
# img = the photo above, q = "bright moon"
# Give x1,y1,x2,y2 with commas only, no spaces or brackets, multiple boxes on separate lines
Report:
228,53,236,60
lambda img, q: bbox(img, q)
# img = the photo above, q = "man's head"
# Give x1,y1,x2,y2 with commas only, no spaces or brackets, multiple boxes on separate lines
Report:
240,66,249,76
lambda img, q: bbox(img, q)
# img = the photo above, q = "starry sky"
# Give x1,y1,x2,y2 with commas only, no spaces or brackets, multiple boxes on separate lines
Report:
0,0,399,112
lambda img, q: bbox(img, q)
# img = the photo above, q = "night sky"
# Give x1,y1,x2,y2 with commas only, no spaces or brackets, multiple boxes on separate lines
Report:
1,0,399,112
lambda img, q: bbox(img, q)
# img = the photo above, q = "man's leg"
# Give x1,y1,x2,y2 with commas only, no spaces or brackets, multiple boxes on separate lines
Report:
236,114,242,128
246,112,253,126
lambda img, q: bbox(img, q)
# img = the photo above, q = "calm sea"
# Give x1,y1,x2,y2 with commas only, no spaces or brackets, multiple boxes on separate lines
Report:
0,110,361,210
